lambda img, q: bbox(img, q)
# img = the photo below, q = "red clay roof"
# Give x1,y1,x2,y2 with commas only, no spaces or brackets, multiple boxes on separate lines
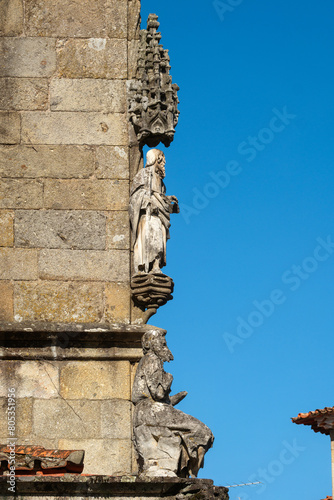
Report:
292,407,334,435
0,445,84,475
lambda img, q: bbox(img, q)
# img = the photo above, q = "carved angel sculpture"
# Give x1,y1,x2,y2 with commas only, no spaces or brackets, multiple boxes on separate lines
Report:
132,329,214,478
129,149,179,274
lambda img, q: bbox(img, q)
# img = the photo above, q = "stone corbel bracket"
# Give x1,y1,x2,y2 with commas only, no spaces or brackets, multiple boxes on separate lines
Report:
131,272,174,323
128,13,180,148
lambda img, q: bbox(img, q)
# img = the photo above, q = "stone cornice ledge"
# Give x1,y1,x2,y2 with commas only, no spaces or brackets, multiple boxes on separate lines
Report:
0,322,162,361
0,475,229,499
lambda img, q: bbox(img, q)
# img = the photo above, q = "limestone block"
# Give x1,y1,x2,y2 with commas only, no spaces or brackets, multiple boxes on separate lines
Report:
58,438,132,475
0,179,43,208
25,0,127,38
104,282,131,324
59,361,131,400
21,111,127,145
39,249,129,281
0,282,13,321
0,0,24,36
33,399,102,439
95,146,129,179
57,38,127,79
0,38,56,77
0,78,48,111
0,398,33,438
14,281,104,323
128,39,140,79
0,248,38,280
106,211,130,250
101,400,132,439
44,180,128,210
50,79,126,112
0,112,20,144
0,145,94,178
130,363,139,398
0,361,59,398
128,0,141,41
15,210,106,250
0,210,13,246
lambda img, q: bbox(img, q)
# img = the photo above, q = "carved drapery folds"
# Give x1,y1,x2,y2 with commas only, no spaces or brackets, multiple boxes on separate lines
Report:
129,149,179,322
128,14,180,148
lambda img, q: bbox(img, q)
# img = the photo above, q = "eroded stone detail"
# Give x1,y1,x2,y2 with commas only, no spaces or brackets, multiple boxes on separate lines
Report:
132,329,214,478
129,149,178,320
128,14,180,148
131,272,174,323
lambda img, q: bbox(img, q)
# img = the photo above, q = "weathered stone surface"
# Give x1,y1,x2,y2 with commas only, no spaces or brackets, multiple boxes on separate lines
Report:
130,149,179,273
128,0,141,41
0,398,32,438
21,111,127,145
129,15,179,148
0,248,38,280
44,180,128,210
0,78,48,111
58,438,132,475
0,179,43,208
57,38,127,79
0,282,13,321
132,330,214,478
0,0,24,36
128,39,140,79
106,211,130,250
0,476,230,499
95,146,129,179
15,210,106,249
0,210,13,246
0,111,20,144
33,399,102,439
25,0,127,38
105,282,131,324
14,281,104,323
0,361,59,398
60,361,131,400
0,145,94,178
101,400,132,439
39,249,129,281
0,38,56,77
50,79,126,112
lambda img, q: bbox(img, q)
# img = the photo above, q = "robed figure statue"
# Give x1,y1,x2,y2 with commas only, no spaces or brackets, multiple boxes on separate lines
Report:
132,329,214,478
129,149,179,274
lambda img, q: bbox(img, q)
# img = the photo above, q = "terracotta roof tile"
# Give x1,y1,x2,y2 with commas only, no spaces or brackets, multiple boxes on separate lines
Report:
0,445,84,475
292,407,334,435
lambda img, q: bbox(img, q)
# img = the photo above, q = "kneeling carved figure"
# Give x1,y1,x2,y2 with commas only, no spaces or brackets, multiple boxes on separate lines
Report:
132,329,214,478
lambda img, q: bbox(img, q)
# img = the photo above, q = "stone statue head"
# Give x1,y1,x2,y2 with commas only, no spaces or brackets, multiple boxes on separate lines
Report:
142,329,174,362
146,149,166,179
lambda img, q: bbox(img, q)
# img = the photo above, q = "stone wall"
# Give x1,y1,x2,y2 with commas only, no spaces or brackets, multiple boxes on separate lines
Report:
0,0,142,476
0,0,141,325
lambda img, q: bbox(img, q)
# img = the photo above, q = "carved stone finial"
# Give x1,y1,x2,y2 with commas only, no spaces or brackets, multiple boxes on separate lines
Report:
128,14,180,148
132,329,214,478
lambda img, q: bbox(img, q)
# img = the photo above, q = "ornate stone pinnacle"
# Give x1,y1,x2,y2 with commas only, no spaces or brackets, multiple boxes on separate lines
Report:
128,14,180,148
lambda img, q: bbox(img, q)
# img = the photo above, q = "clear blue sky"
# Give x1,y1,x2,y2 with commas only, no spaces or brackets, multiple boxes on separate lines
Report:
141,1,334,498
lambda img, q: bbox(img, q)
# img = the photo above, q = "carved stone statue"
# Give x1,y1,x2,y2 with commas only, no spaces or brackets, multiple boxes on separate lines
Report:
129,149,179,274
132,329,214,478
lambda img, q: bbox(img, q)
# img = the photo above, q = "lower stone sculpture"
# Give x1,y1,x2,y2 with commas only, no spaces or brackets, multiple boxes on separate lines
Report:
132,329,214,478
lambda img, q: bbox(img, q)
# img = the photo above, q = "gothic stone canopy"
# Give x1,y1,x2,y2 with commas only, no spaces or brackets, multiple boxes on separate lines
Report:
128,14,180,148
